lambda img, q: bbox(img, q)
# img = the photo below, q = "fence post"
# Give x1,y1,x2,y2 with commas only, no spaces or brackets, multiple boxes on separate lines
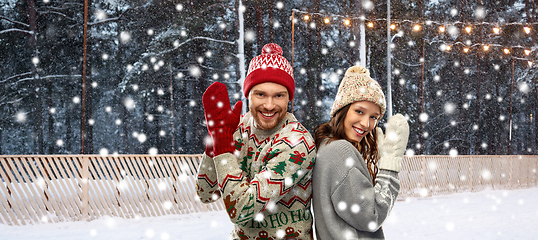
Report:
81,156,89,221
420,157,427,196
508,156,514,189
469,157,473,192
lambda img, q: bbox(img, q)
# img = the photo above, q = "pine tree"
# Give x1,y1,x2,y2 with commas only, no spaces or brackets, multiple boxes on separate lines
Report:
271,161,287,176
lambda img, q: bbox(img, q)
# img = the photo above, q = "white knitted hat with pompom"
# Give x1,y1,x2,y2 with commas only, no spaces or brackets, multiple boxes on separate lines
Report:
330,65,386,117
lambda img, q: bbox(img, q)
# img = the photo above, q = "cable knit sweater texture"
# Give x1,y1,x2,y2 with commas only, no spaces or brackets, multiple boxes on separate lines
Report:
196,112,316,240
312,139,400,240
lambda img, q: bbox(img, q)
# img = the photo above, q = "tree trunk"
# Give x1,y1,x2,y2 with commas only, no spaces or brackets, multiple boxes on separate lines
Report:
268,0,274,42
47,78,54,154
304,0,323,132
255,1,264,52
474,24,483,154
28,0,44,154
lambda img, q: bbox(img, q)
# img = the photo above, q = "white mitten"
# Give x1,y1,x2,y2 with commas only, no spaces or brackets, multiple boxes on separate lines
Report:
376,114,410,172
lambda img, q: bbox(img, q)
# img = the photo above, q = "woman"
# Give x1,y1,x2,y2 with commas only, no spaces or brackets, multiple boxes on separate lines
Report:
312,65,409,240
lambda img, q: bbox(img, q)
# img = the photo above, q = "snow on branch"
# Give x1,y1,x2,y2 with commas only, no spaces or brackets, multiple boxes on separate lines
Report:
0,72,32,84
0,97,24,108
88,9,131,26
40,74,82,79
120,36,236,89
38,10,77,22
0,15,29,28
148,36,236,57
1,73,81,85
0,28,34,36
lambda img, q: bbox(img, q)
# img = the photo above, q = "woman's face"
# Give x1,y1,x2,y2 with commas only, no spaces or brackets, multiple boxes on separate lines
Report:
343,101,381,143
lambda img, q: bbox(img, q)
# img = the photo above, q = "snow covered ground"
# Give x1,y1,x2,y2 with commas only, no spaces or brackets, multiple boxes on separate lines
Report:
1,187,537,240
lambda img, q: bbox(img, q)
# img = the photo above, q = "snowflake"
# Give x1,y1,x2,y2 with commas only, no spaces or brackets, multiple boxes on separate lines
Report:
345,157,354,167
255,213,264,222
15,111,27,123
351,204,360,213
445,222,455,231
419,113,429,122
99,148,109,156
162,201,172,210
475,7,486,19
148,147,158,156
368,221,378,231
337,201,347,211
449,148,458,157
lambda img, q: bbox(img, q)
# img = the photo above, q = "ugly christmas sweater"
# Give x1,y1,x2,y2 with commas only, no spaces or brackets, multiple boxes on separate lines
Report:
312,139,400,240
196,112,316,240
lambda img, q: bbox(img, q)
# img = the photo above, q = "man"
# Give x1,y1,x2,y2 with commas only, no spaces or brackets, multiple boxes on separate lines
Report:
196,43,316,240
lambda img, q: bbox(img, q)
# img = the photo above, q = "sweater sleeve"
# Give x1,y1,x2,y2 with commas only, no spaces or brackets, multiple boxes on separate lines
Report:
212,130,316,225
327,141,400,232
195,153,222,203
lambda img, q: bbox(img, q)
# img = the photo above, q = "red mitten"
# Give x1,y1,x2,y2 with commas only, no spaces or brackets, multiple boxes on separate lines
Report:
204,134,214,158
202,82,242,156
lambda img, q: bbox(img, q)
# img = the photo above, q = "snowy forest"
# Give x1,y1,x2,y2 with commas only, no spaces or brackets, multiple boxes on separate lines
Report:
0,0,537,156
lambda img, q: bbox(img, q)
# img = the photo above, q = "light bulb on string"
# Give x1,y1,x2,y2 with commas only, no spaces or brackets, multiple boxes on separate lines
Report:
528,61,533,67
439,26,446,33
390,24,396,30
446,45,452,51
483,45,489,51
413,24,421,31
463,47,469,53
324,17,330,24
344,19,351,26
524,49,531,56
493,27,500,34
303,15,310,21
503,48,510,54
465,26,472,33
367,22,374,28
524,27,531,34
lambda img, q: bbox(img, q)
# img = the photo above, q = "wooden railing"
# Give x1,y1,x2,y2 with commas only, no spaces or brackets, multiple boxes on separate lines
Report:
0,155,223,226
1,155,537,225
399,155,538,197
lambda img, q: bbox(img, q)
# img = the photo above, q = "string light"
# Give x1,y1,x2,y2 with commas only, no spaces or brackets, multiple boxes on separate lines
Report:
291,9,536,61
529,61,533,67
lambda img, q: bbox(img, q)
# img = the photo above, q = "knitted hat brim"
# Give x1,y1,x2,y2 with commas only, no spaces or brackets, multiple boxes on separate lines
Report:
243,68,295,100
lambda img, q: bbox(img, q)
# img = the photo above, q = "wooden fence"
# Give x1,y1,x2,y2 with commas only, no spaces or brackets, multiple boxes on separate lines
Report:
1,154,537,226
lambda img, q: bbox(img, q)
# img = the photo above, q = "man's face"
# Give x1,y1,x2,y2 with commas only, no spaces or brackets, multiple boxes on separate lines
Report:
248,82,289,130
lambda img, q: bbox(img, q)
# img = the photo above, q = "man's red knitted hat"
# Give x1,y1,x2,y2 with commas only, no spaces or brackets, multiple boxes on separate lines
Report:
243,43,295,100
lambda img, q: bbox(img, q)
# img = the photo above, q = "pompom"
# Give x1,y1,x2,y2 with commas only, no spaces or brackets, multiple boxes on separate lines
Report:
262,43,283,55
345,65,370,76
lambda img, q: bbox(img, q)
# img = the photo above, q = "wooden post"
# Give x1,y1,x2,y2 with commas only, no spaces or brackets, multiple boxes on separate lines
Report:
81,156,89,221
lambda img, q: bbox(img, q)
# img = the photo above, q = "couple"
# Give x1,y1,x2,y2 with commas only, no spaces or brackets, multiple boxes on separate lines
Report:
196,43,409,240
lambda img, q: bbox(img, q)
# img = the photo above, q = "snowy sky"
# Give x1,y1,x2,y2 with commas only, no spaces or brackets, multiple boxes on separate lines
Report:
1,187,537,240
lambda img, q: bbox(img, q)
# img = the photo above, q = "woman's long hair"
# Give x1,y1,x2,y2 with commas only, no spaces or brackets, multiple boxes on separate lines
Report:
314,104,379,184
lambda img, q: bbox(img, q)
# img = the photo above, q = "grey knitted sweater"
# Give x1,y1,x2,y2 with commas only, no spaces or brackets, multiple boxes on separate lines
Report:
312,139,400,240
